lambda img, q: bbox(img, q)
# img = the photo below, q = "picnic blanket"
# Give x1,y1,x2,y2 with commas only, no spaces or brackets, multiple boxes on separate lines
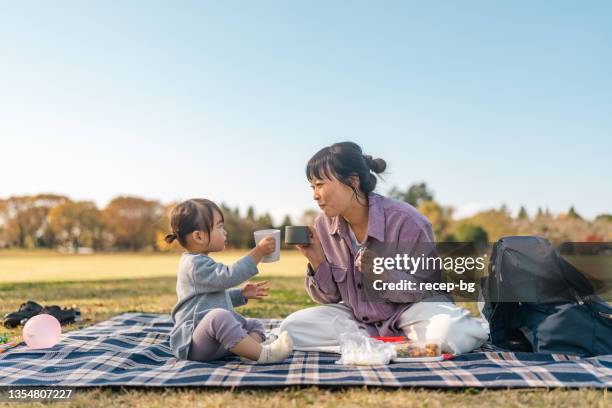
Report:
0,313,610,388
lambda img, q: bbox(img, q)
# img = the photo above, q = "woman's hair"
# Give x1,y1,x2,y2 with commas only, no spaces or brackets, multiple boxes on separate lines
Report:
164,199,224,247
306,141,386,197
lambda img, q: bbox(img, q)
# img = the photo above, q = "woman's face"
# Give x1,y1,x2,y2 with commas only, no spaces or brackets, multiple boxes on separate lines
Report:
310,175,359,217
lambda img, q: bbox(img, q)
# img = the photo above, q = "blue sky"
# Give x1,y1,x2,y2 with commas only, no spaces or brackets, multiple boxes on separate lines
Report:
1,1,610,223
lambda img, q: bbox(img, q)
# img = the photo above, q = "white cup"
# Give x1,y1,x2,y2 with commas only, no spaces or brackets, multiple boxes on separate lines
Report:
253,229,281,263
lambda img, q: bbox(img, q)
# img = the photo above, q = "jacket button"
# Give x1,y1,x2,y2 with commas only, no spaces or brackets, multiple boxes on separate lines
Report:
357,282,363,289
362,316,369,322
375,321,382,327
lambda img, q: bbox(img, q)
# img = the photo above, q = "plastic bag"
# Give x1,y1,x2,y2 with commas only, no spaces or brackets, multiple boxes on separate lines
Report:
334,318,396,365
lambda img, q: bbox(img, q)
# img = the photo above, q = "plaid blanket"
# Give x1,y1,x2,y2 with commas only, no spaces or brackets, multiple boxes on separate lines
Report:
0,313,610,388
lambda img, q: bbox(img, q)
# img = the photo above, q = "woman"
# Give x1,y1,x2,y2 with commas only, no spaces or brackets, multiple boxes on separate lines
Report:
279,141,488,354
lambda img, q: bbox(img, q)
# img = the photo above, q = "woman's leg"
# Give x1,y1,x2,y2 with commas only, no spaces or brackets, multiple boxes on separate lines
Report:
397,296,489,354
279,303,362,351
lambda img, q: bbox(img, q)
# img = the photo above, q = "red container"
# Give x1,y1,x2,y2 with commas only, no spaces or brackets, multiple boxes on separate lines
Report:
372,336,407,343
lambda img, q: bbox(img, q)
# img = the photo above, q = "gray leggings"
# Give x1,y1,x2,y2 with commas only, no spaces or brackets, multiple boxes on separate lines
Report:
188,308,266,362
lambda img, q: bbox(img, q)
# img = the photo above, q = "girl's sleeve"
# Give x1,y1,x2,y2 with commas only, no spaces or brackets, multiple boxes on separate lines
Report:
228,287,248,307
304,259,341,304
192,255,258,292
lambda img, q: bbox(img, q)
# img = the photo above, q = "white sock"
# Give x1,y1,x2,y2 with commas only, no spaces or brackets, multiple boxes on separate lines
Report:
257,331,293,363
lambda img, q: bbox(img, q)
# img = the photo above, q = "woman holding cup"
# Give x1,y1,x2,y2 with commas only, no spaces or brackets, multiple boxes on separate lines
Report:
279,142,488,355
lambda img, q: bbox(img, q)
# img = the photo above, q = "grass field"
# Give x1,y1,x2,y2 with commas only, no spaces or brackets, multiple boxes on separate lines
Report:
0,250,608,407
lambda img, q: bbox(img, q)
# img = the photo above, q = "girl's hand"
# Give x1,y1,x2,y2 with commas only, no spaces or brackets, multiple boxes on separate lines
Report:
256,236,276,256
243,281,269,300
296,226,325,271
249,236,277,263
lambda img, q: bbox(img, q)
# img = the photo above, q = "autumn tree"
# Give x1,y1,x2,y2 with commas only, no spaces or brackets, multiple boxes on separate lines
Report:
102,196,164,251
48,201,104,250
2,194,68,248
0,199,6,247
462,206,516,242
417,200,454,241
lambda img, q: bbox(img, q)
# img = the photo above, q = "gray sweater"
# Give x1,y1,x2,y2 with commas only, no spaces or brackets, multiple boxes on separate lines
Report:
169,252,259,360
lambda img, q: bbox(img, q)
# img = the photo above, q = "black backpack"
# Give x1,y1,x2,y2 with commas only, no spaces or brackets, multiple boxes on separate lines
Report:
481,236,612,357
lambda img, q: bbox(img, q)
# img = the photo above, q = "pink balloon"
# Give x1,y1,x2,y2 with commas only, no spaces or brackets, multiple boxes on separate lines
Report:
23,314,62,349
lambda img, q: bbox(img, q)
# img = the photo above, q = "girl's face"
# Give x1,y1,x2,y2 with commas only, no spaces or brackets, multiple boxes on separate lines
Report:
206,210,227,252
188,209,227,253
310,175,360,217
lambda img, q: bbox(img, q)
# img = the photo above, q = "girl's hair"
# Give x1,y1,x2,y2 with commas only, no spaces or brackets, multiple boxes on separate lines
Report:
164,199,224,247
306,141,386,197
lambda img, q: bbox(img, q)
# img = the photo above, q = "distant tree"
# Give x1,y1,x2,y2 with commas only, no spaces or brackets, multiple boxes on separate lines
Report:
518,206,529,220
48,201,103,250
389,182,433,207
222,208,254,249
0,199,6,247
2,195,69,248
595,214,612,222
246,206,256,221
256,213,274,229
417,200,454,241
102,196,164,251
281,215,293,227
462,208,515,241
567,206,581,220
452,222,489,247
299,209,319,226
155,202,179,252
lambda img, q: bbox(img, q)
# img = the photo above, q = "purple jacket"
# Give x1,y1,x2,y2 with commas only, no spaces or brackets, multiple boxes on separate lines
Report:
305,192,436,336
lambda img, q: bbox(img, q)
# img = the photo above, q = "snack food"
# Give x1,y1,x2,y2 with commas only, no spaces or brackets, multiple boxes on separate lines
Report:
394,341,441,358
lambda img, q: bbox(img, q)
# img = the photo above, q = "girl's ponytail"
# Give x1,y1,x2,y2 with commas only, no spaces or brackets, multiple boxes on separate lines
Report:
164,232,178,244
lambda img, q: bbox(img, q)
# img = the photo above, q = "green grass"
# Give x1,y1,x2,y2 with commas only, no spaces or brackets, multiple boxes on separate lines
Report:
0,250,608,407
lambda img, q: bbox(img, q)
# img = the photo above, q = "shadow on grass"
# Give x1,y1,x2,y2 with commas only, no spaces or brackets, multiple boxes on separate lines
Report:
0,276,305,302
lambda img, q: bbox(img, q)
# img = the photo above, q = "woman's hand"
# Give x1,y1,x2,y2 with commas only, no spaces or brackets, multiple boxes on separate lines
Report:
295,226,325,271
243,281,269,300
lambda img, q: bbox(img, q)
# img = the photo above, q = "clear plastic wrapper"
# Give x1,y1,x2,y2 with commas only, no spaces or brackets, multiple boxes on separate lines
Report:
334,318,396,366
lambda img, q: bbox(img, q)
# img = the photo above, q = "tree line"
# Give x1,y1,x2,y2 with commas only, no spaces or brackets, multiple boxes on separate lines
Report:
0,186,610,252
0,195,315,252
390,182,612,246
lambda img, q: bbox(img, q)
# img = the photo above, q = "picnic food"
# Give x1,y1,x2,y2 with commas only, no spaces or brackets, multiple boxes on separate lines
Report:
394,341,441,358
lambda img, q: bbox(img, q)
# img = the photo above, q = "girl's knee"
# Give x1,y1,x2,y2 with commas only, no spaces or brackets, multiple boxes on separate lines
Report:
204,308,234,324
202,308,236,328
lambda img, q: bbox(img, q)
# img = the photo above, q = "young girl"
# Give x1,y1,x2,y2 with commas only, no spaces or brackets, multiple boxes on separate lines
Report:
165,198,293,363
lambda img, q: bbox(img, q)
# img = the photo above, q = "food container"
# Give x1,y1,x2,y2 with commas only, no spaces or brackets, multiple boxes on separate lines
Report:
392,338,443,362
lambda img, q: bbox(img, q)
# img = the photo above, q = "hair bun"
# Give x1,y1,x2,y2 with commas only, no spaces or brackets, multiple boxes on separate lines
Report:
364,155,387,174
164,233,178,244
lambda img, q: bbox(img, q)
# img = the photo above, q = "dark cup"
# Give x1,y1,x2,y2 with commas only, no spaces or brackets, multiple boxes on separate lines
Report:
284,226,311,245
